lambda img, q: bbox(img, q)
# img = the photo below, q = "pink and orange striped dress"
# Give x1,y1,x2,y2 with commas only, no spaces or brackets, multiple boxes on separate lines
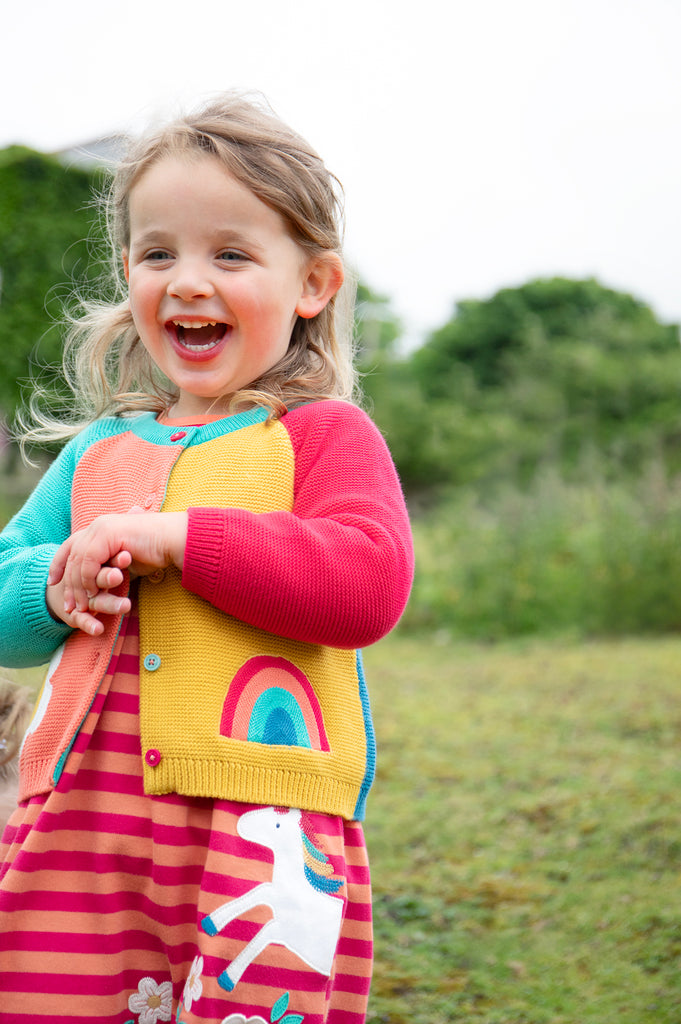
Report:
0,403,415,1024
0,610,373,1023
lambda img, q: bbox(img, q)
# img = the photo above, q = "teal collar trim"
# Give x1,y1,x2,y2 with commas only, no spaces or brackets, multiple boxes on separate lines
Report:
125,407,270,446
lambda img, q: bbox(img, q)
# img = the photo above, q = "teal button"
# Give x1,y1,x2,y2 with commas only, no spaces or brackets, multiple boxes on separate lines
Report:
143,653,161,672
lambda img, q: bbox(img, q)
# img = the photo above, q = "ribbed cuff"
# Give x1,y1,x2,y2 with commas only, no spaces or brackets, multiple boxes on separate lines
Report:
183,507,228,602
20,544,73,644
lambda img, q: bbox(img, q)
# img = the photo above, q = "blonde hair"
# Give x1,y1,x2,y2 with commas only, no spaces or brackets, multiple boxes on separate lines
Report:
20,92,357,448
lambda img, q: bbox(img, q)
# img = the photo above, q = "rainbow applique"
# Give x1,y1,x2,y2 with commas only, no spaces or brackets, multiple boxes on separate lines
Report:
220,656,330,751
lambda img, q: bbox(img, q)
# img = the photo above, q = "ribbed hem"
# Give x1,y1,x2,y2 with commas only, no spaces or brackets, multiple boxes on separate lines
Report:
142,758,364,821
17,752,58,803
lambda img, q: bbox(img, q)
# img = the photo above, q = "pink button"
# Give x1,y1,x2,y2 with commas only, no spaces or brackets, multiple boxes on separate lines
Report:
170,431,187,442
145,749,161,767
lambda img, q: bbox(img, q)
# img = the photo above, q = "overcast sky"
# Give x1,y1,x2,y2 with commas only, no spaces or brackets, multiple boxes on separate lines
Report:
3,0,680,350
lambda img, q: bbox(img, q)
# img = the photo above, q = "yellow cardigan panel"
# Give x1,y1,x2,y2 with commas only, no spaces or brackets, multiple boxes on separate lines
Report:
137,421,370,819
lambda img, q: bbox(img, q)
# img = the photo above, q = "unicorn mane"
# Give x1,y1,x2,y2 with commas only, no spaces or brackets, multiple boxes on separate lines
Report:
298,811,345,895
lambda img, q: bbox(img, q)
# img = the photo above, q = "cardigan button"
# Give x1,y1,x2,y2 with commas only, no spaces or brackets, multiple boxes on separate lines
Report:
170,431,187,442
143,653,161,672
147,569,165,584
145,748,162,767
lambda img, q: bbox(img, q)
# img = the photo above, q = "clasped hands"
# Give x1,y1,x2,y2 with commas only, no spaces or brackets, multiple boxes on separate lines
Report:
46,509,188,636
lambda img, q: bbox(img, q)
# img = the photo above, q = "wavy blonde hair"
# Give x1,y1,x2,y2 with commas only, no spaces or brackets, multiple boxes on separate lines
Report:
20,92,357,448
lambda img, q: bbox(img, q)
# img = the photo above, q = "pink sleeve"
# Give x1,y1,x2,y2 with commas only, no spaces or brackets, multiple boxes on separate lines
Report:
181,401,414,648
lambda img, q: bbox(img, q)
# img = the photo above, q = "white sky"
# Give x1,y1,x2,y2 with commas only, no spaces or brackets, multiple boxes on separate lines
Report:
2,0,680,350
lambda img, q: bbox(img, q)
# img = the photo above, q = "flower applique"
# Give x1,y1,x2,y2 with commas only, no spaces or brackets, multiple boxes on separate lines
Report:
220,1015,268,1024
182,955,204,1012
128,977,173,1023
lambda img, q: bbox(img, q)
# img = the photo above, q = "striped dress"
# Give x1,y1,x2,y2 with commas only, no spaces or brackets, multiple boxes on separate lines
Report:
0,609,373,1023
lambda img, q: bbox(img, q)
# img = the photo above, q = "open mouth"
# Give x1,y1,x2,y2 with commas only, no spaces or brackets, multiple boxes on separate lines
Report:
168,320,228,352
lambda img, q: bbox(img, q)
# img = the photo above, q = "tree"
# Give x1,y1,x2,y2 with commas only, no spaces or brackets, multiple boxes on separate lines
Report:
369,278,681,493
412,278,679,396
0,147,104,421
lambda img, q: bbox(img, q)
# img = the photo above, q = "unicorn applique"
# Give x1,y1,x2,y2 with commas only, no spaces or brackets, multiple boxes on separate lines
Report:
201,806,346,992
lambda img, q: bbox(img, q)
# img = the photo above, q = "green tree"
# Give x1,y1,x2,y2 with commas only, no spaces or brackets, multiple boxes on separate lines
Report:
0,146,104,421
412,277,678,396
370,278,681,494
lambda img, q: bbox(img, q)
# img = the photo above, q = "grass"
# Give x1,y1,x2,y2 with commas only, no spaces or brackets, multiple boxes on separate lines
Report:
5,632,680,1021
362,632,681,1024
402,464,681,639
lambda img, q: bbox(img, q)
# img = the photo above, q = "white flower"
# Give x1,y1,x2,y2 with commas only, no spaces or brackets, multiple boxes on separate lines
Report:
220,1015,268,1024
128,977,173,1023
182,955,204,1012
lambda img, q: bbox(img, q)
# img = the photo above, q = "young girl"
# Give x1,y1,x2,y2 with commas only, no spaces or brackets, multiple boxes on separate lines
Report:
0,94,413,1024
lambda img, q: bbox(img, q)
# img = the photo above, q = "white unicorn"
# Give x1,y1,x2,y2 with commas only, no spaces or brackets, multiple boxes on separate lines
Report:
201,806,345,992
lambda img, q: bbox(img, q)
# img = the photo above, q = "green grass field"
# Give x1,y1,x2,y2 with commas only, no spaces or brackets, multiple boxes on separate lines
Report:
5,630,680,1022
362,633,681,1024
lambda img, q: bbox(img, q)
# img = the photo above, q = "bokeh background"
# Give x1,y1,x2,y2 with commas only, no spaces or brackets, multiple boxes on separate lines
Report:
3,0,681,637
2,0,681,348
2,4,681,1021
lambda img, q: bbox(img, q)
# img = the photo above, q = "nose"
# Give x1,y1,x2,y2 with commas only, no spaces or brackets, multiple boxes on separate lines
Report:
167,260,215,301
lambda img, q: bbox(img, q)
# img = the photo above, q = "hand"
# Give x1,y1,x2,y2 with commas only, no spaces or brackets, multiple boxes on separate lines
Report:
46,563,131,637
47,511,188,629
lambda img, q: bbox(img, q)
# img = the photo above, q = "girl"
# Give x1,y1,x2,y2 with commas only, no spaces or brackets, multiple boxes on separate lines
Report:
0,94,413,1024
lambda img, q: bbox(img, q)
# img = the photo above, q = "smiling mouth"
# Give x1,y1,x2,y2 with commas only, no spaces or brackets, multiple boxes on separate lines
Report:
168,320,228,351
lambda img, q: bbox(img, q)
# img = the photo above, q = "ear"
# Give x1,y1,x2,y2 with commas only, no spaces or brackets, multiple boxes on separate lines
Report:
296,253,344,320
121,249,130,284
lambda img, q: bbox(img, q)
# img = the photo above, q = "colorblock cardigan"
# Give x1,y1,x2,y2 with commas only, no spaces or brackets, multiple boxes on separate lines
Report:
0,401,413,820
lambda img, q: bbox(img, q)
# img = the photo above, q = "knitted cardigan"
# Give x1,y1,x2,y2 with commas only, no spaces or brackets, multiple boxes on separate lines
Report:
0,401,413,820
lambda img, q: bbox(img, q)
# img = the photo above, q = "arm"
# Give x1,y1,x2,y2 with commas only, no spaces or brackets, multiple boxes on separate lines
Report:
0,419,186,659
0,443,77,667
182,402,414,649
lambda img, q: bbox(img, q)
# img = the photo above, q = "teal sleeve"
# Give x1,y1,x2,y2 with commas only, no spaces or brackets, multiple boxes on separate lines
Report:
0,441,78,667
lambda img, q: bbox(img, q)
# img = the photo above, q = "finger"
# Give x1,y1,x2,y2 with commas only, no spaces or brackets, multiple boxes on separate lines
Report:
67,609,105,637
71,547,116,612
108,550,133,571
47,540,72,587
89,592,131,617
62,572,76,615
57,550,90,613
95,566,125,591
66,593,131,635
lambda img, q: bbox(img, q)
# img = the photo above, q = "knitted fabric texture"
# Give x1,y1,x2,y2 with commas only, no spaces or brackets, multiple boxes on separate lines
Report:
0,401,414,820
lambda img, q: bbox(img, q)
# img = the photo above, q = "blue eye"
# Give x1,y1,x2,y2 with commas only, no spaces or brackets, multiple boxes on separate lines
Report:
147,250,172,261
218,250,247,263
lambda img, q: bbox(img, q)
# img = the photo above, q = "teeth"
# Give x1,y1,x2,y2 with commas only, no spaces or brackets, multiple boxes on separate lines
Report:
184,341,218,351
172,320,218,328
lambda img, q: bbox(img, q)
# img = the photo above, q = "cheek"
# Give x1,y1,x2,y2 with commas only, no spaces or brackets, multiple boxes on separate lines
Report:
128,279,157,322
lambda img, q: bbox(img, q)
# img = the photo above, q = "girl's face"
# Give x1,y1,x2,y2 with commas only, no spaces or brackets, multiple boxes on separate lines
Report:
122,154,341,418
